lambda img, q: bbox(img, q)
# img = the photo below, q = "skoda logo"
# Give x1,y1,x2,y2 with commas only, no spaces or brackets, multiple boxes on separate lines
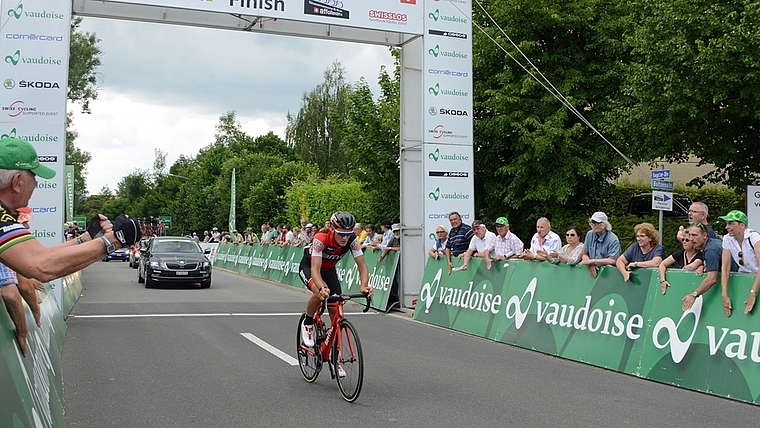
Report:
179,261,185,265
428,106,437,116
3,79,14,89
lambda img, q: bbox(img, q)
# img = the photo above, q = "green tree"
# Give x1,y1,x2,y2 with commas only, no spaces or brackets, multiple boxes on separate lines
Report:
606,0,760,190
472,0,632,231
68,17,102,114
286,61,351,176
65,113,92,214
344,49,401,220
67,16,102,210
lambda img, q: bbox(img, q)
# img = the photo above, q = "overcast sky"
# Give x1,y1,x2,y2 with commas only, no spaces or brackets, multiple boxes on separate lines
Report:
69,16,394,194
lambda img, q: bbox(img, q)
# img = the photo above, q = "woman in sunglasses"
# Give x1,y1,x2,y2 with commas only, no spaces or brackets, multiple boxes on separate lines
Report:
298,211,373,348
616,222,666,282
551,225,584,265
658,229,704,294
429,225,448,260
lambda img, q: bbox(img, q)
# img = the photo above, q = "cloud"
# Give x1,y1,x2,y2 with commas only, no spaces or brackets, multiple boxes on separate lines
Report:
72,17,394,194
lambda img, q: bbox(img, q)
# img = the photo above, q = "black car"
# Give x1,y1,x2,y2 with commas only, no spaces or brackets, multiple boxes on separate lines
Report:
627,193,693,219
137,237,212,289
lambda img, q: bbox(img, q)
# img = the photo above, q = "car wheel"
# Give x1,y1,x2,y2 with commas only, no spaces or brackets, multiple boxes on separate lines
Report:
200,280,211,289
137,267,144,284
145,276,154,289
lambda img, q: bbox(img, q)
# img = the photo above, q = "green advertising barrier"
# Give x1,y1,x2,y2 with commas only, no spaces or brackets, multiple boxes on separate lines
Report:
0,290,67,427
212,244,232,269
62,271,84,318
414,257,760,405
214,243,399,311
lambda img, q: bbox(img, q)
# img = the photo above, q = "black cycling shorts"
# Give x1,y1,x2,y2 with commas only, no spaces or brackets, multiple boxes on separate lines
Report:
299,262,342,296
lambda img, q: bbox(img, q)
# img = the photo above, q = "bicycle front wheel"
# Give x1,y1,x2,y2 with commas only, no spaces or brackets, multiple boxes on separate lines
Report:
332,319,364,402
296,314,320,383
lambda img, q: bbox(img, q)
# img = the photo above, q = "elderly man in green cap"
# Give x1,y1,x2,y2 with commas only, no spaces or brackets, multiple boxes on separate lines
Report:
718,210,760,316
483,217,523,269
0,137,141,283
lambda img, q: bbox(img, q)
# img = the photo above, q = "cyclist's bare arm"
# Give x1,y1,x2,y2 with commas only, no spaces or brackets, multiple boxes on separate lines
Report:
310,256,330,300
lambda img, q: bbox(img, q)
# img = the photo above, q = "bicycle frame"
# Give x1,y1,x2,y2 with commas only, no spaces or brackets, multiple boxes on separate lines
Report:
301,300,344,377
299,294,369,378
297,293,370,401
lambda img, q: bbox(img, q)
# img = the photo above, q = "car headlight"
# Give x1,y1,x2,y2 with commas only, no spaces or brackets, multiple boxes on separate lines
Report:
150,261,160,268
202,261,211,268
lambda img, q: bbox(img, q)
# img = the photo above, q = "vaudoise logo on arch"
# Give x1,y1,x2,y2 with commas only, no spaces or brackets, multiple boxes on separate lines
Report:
6,3,65,20
428,187,469,201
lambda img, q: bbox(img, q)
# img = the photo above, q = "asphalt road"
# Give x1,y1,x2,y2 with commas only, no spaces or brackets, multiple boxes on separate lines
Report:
63,261,760,427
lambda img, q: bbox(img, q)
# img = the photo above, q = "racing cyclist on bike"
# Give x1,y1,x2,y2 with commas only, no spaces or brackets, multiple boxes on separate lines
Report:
299,211,373,349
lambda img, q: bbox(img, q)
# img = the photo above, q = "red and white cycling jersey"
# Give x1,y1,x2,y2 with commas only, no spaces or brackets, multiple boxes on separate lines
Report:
304,229,363,271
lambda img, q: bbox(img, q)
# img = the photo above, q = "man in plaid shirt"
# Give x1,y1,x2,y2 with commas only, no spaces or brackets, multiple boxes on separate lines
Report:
484,217,524,269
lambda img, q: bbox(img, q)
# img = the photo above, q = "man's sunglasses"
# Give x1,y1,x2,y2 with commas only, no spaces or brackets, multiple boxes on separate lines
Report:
690,222,707,232
335,229,354,237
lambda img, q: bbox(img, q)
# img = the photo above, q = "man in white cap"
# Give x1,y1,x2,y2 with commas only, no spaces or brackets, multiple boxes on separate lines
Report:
578,211,621,278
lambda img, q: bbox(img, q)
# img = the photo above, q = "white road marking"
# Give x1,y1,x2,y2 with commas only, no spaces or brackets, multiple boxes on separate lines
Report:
240,333,298,366
70,312,375,319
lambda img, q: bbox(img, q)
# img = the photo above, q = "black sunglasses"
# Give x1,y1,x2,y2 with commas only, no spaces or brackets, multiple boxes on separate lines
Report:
690,222,707,232
565,233,576,237
335,229,353,237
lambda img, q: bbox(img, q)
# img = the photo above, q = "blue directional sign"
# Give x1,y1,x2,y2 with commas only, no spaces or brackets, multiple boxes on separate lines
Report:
652,191,673,211
651,179,675,191
652,169,671,179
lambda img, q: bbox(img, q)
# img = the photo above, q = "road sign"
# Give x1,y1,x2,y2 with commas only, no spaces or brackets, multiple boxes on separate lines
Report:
651,179,675,191
159,215,172,229
652,169,671,180
652,192,673,211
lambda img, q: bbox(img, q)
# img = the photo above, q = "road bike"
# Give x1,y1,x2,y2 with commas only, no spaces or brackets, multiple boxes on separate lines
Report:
296,293,371,402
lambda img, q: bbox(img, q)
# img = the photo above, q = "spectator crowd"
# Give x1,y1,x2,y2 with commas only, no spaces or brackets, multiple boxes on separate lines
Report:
430,204,760,317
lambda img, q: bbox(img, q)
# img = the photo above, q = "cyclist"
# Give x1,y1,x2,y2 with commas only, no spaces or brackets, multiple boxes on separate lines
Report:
299,211,373,350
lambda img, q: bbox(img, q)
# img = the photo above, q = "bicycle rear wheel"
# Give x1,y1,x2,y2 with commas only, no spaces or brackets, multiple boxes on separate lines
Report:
332,319,364,402
296,313,320,382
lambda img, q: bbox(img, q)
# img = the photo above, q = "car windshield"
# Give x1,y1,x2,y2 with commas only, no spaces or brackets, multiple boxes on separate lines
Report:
152,241,200,253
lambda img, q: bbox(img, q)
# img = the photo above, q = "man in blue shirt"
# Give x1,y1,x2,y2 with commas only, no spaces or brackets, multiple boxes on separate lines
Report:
444,211,474,274
681,222,722,311
578,211,621,278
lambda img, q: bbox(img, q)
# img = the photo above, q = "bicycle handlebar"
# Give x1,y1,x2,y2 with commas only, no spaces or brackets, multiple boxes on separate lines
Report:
324,293,372,313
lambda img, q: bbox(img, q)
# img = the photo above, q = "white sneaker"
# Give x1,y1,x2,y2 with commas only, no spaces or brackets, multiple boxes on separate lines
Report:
301,322,314,347
337,364,346,378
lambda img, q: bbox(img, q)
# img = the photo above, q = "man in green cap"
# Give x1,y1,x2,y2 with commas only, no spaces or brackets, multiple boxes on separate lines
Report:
0,137,141,283
483,217,523,269
718,210,760,316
